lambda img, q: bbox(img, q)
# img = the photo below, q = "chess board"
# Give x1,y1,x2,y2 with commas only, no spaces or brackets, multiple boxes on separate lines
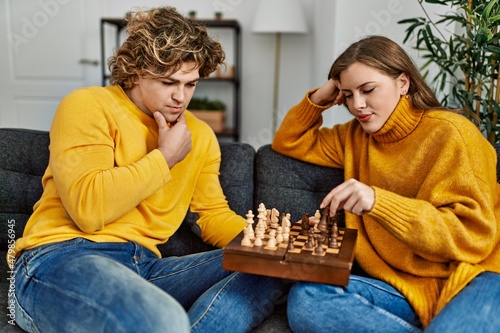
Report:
223,223,357,286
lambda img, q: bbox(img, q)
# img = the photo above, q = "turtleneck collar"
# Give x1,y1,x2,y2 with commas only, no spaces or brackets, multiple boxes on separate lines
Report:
371,96,424,143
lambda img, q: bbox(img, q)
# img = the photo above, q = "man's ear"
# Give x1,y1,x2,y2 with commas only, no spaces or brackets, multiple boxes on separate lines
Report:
131,73,140,85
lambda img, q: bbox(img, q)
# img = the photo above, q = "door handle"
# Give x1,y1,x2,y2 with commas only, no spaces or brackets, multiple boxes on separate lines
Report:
79,59,99,66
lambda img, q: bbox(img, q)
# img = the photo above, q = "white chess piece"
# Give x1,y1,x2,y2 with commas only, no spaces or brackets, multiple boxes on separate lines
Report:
257,204,267,231
241,227,252,247
313,209,321,233
270,208,279,229
267,229,277,248
246,210,255,240
276,226,283,243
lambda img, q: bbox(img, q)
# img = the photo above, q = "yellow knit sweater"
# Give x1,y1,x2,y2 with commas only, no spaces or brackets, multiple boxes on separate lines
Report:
13,86,246,259
272,92,500,327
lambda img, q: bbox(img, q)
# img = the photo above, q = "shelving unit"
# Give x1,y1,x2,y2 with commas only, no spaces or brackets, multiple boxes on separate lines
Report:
100,18,241,141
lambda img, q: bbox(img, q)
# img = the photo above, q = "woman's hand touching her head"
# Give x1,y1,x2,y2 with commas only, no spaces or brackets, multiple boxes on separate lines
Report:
309,79,345,107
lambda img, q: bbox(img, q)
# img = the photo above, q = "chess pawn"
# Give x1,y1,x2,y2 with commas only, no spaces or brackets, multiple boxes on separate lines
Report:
255,224,264,239
282,225,290,242
241,228,252,247
254,235,263,247
276,226,283,243
314,235,325,254
305,233,315,249
329,235,339,249
267,229,277,248
329,218,339,249
287,235,296,250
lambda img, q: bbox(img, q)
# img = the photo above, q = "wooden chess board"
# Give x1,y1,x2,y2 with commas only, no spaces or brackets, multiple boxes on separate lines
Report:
223,223,357,286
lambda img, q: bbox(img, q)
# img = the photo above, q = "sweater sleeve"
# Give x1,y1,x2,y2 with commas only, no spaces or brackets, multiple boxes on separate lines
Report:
49,88,171,233
272,90,346,168
368,135,498,264
189,132,246,247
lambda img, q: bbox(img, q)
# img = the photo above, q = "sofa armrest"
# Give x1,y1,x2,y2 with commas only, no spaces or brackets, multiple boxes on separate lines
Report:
254,144,346,227
0,128,49,249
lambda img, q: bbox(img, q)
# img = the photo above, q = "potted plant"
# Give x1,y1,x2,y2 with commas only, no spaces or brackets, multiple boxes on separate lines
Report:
188,97,226,132
398,0,500,143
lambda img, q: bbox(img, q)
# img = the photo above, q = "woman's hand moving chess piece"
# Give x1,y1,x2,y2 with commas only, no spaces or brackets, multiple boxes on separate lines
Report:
320,178,375,216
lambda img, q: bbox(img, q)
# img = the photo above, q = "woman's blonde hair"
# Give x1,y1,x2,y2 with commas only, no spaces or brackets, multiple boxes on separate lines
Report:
108,7,225,89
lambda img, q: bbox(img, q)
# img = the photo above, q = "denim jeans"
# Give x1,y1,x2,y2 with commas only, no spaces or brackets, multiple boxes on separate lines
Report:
287,272,500,333
13,238,287,333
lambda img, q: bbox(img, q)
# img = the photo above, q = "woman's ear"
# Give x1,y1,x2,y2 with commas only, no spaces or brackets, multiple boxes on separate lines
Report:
398,73,410,95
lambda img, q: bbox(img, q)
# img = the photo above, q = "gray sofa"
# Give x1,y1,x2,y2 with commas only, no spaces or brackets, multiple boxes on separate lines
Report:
2,128,500,332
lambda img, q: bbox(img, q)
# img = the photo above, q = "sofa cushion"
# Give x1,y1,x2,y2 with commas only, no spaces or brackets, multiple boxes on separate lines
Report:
254,145,346,226
0,129,48,249
158,142,256,256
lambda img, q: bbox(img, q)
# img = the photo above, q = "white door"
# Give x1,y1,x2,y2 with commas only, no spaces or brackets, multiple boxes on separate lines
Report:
0,0,102,131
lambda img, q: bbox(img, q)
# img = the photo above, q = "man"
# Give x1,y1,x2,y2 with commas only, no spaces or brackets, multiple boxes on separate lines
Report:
11,7,285,332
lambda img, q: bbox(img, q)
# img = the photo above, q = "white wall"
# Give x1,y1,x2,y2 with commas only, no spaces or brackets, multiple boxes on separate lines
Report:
314,0,452,128
2,0,452,149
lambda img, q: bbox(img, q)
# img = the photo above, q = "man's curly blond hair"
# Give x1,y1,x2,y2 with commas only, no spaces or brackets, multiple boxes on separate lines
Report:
108,6,225,89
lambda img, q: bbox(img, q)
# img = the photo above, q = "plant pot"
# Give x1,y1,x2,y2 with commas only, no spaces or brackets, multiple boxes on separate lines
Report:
190,110,226,133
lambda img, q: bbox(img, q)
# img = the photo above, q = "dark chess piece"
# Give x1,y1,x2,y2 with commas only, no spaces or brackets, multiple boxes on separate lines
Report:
317,207,329,234
305,232,315,249
328,234,339,249
328,212,340,248
287,236,295,251
314,235,325,255
300,213,310,235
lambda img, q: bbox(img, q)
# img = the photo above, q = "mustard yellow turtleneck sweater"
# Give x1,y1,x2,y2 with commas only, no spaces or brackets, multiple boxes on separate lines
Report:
12,85,246,259
272,92,500,327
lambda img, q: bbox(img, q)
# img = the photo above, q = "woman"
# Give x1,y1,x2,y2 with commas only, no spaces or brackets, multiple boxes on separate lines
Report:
273,35,500,332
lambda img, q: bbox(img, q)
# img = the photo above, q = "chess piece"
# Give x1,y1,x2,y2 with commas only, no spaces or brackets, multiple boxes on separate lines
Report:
267,229,277,248
246,210,255,240
241,227,252,247
254,235,263,247
318,207,329,234
257,203,267,228
313,209,321,233
314,235,325,254
270,208,280,229
300,213,310,235
276,226,283,243
287,235,295,250
305,232,315,249
285,213,292,228
329,234,339,249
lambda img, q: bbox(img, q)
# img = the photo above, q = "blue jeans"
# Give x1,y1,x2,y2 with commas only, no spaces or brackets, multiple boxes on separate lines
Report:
287,273,500,333
13,238,287,333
